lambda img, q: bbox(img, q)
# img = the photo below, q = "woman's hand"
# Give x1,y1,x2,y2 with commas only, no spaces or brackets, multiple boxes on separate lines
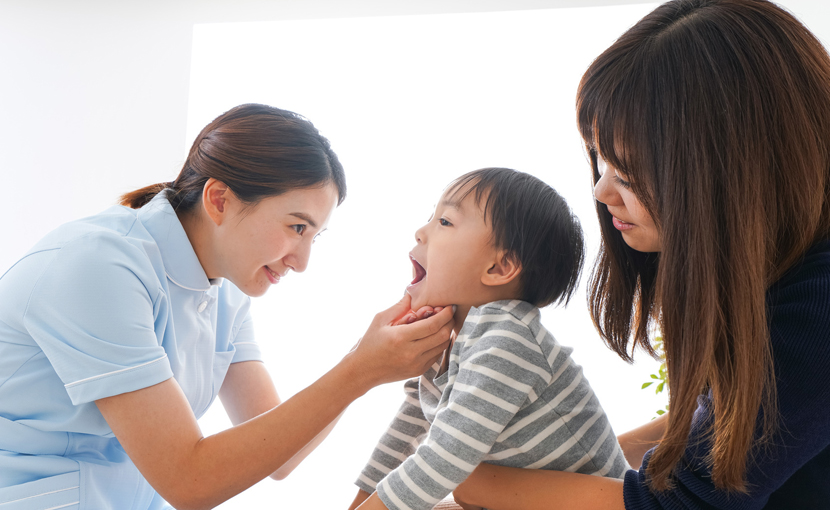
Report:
344,294,454,391
617,412,667,469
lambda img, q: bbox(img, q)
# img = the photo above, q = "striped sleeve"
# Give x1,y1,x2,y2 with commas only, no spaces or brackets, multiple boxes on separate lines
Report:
356,378,431,494
376,317,552,510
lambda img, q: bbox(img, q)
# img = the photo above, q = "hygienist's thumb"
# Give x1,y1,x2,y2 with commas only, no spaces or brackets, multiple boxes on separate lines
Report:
382,293,414,325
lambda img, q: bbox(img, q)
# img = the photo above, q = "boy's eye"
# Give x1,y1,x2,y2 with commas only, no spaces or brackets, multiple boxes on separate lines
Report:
292,224,307,235
438,218,452,227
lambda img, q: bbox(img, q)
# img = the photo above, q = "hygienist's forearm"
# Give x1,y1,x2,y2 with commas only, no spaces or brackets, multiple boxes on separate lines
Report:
187,355,371,508
271,410,345,480
453,464,625,510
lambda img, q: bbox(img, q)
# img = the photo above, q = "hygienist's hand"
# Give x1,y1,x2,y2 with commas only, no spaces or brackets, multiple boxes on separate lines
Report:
393,305,446,326
346,294,454,389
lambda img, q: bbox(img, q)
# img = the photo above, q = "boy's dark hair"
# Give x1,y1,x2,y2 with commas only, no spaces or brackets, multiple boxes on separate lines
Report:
448,167,585,308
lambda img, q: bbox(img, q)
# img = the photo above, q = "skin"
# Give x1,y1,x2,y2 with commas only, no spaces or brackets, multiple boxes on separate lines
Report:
349,186,526,510
95,179,456,510
594,156,661,253
436,166,665,510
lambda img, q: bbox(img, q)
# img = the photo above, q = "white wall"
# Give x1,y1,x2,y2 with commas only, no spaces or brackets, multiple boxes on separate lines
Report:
2,1,829,508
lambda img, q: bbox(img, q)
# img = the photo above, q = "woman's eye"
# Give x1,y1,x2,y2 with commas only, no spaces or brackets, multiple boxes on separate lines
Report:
614,175,632,189
439,218,452,227
292,224,307,235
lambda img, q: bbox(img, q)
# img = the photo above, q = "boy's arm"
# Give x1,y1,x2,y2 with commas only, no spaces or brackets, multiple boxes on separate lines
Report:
354,377,432,495
372,324,552,510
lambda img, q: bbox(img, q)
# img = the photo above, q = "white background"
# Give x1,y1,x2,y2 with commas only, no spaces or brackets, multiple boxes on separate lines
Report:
1,1,829,508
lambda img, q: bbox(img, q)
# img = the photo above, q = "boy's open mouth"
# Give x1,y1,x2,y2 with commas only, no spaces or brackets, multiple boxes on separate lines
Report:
410,255,427,286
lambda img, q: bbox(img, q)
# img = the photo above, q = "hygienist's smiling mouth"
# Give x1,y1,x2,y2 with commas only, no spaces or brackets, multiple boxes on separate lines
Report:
264,265,281,284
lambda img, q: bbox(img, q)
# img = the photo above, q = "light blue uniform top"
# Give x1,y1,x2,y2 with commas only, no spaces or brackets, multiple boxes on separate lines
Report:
0,191,261,509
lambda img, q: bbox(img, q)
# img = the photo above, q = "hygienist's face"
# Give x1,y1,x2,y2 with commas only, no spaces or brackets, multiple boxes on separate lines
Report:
215,184,339,297
592,156,661,253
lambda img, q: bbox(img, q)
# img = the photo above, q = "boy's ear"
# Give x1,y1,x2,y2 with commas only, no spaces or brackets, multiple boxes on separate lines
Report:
482,252,521,287
203,178,231,226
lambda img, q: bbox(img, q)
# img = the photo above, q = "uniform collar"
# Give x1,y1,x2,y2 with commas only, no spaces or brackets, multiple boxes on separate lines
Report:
137,190,220,292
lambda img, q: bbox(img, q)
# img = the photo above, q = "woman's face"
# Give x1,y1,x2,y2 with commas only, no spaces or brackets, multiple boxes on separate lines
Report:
593,156,661,253
213,183,339,297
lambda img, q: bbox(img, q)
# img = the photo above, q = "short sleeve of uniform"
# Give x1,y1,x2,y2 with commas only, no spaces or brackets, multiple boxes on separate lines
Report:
22,232,173,405
217,281,261,364
230,302,261,364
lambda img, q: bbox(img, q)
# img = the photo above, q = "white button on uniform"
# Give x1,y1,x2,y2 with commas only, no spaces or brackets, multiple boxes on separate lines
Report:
197,301,208,313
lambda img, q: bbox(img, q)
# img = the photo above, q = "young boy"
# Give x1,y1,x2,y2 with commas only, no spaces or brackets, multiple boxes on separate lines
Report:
350,168,629,510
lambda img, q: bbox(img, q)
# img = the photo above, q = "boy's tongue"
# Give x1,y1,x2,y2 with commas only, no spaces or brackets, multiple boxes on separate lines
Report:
410,255,427,285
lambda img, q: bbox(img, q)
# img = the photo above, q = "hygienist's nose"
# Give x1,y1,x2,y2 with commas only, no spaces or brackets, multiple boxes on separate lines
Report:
285,240,312,273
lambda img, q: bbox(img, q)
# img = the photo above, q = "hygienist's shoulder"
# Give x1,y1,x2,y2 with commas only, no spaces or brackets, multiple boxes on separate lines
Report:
10,205,166,294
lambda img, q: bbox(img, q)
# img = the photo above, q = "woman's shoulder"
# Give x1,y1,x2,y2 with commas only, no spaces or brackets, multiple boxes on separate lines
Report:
767,239,830,405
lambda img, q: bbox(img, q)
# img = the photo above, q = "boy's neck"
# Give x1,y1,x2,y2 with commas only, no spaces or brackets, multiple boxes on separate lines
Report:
453,305,472,336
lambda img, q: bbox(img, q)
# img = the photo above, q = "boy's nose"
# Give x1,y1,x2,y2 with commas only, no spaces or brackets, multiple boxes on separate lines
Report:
414,225,427,244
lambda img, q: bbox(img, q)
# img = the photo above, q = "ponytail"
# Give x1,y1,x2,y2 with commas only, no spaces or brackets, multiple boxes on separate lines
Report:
120,182,173,209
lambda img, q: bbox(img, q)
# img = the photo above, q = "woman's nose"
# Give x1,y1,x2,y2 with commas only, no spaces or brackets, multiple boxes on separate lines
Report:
593,170,616,206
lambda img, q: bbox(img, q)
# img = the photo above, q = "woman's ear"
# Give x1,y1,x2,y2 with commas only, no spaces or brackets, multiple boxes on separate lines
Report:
203,178,230,226
482,252,521,287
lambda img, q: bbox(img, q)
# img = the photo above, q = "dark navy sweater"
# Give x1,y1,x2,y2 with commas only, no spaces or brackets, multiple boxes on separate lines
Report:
624,240,830,509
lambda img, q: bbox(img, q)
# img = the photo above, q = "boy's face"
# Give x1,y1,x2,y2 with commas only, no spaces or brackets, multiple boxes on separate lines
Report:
406,186,502,310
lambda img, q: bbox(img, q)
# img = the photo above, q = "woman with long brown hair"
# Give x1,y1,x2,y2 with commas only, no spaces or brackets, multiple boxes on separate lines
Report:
451,0,830,508
0,103,454,509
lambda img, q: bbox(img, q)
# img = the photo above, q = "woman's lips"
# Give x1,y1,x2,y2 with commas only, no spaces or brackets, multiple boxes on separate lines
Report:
264,265,280,284
612,216,635,231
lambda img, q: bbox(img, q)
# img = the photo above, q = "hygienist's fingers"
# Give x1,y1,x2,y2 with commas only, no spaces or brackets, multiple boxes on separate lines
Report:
402,305,455,343
381,293,414,325
392,312,417,327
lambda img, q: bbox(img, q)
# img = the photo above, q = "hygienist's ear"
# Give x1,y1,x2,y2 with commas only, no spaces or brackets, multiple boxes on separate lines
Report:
203,178,231,226
482,252,521,287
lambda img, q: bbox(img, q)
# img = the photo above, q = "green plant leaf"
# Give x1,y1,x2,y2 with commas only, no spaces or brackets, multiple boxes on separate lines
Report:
656,409,666,416
641,382,653,389
650,374,659,379
656,382,665,393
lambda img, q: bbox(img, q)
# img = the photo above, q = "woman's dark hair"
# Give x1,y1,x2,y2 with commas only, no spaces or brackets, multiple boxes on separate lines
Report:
121,103,346,210
447,168,585,308
577,0,830,493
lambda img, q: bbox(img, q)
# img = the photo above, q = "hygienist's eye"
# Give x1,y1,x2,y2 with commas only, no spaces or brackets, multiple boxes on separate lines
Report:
292,224,307,235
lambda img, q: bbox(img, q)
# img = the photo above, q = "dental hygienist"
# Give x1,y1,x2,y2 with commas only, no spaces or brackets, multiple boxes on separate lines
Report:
0,104,454,510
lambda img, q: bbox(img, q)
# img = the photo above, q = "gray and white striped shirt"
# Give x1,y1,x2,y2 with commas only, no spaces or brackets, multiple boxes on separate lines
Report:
356,300,629,510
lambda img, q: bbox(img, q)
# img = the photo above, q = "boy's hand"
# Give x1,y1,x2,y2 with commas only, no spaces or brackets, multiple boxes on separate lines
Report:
392,305,446,326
